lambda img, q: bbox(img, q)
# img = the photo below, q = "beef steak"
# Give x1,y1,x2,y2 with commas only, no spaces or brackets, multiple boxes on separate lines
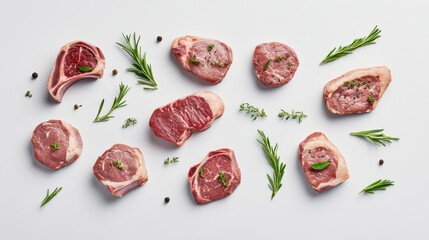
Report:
149,91,224,146
324,66,391,115
93,144,148,197
48,41,106,102
253,42,299,87
31,119,82,170
188,148,241,204
298,132,349,193
171,36,233,84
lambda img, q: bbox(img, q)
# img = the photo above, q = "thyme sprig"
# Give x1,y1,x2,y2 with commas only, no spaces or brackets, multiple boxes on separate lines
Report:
122,118,137,128
164,157,179,165
239,103,267,120
278,109,307,123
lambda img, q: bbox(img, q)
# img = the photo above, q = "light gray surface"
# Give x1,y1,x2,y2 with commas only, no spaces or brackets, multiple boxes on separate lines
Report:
1,0,427,239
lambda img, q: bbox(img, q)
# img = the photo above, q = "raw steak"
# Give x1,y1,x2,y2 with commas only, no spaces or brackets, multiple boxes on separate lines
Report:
324,66,391,115
298,132,349,193
253,42,299,87
171,36,233,84
31,120,82,170
93,144,148,197
149,91,224,146
48,40,106,102
188,148,241,204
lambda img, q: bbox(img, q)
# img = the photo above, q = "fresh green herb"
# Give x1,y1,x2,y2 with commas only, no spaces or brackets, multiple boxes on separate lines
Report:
113,160,124,170
263,59,271,71
274,56,284,63
214,60,225,67
350,129,399,147
239,103,267,120
367,94,375,104
32,72,38,79
189,55,200,65
207,44,214,52
50,142,60,152
257,130,286,200
116,33,157,90
40,187,62,208
360,179,394,194
321,26,381,64
278,109,307,123
218,171,229,188
199,165,205,178
93,83,130,123
311,161,331,171
164,157,179,165
77,66,93,72
343,80,369,89
25,91,32,98
122,117,137,128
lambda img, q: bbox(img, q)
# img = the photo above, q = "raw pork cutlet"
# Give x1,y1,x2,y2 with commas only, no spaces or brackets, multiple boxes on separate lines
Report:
188,148,241,204
323,66,391,115
298,132,349,193
149,91,224,146
93,144,148,197
253,42,299,87
31,119,82,170
48,40,105,102
171,36,233,84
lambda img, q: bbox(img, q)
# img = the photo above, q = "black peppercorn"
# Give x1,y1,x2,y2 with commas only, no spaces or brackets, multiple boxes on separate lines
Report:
74,104,82,109
379,159,384,165
157,36,163,42
32,72,38,79
112,69,118,76
164,197,170,203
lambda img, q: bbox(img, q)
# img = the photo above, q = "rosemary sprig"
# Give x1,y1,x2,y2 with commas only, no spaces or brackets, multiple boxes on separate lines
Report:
239,103,267,120
263,59,271,71
360,179,394,194
257,130,286,200
164,157,179,165
350,129,399,147
321,26,381,64
40,187,62,208
278,109,307,123
218,171,229,188
116,33,157,90
93,83,130,123
122,118,137,128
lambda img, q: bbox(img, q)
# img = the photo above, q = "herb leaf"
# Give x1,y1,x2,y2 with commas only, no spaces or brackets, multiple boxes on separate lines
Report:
122,118,138,128
25,90,33,98
40,187,62,208
164,157,179,165
311,161,331,171
360,179,394,194
93,83,130,123
113,160,124,170
50,142,60,152
189,55,200,65
116,33,157,90
218,171,229,188
257,130,286,199
350,129,399,147
321,26,381,64
367,94,375,104
239,103,267,120
263,59,271,71
77,66,93,72
199,165,205,178
207,44,214,52
278,109,307,123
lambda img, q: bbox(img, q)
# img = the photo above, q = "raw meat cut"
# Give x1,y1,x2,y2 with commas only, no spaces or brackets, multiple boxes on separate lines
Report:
324,66,391,115
48,40,106,102
253,42,299,87
188,148,241,204
149,91,224,146
31,119,82,170
171,36,233,84
93,144,148,197
298,132,349,193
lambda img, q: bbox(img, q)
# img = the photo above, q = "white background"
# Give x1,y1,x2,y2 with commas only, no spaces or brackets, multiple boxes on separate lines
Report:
1,0,427,239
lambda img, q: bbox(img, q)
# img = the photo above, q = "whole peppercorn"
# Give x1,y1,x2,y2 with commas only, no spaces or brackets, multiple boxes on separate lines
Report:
164,197,170,203
157,36,163,42
112,69,118,76
32,72,38,79
74,104,82,110
379,159,384,165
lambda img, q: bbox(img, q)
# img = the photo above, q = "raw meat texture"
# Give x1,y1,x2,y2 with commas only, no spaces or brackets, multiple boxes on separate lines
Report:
324,66,391,115
48,40,105,102
31,120,82,170
253,42,299,87
93,144,148,197
171,36,233,84
298,132,349,193
188,148,241,204
149,91,224,146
